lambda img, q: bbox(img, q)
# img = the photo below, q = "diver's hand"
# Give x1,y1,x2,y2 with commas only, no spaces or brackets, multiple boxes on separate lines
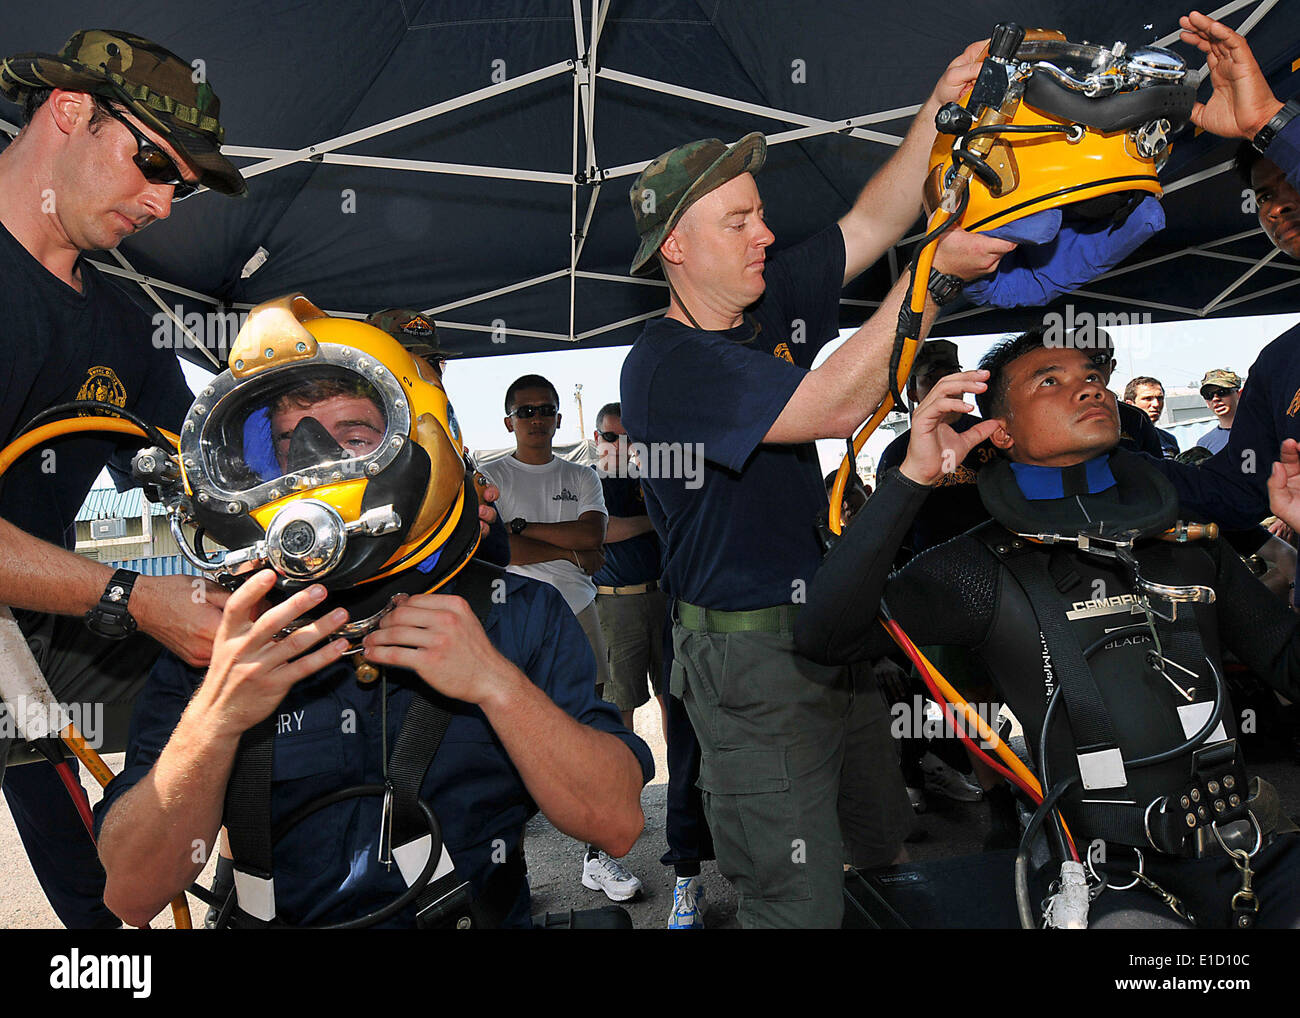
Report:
195,571,349,738
1180,10,1283,139
928,39,990,107
932,228,1017,281
899,370,1002,487
479,482,500,539
1267,439,1300,534
363,593,514,705
132,575,231,668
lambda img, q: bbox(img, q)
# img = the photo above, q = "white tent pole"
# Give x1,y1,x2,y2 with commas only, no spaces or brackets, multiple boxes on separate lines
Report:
88,261,223,304
1212,274,1300,312
585,0,605,179
237,60,575,179
1155,0,1266,46
574,183,603,265
570,29,582,343
1067,289,1203,316
576,307,669,341
596,67,906,147
1195,248,1300,271
1162,159,1235,195
1201,246,1281,314
574,270,666,288
108,249,221,369
309,152,573,184
427,269,570,315
438,321,576,342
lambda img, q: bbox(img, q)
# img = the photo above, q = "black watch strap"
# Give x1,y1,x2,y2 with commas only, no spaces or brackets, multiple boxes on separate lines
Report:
1253,98,1300,154
84,569,140,640
927,268,964,307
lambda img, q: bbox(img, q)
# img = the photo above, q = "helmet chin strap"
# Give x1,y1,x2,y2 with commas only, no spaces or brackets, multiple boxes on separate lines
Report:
660,257,759,344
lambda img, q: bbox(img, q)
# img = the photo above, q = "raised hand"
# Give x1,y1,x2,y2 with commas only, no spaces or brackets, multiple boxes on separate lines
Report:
899,369,1003,487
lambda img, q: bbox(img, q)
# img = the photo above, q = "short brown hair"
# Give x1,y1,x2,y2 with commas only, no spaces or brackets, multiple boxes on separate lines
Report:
1123,376,1163,402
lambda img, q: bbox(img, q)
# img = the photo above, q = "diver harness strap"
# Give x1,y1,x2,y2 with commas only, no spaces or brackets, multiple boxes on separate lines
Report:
214,558,510,928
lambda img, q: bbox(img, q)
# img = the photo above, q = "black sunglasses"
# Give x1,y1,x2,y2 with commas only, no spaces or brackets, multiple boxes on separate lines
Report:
509,403,558,419
105,107,200,202
1203,387,1236,401
597,430,623,443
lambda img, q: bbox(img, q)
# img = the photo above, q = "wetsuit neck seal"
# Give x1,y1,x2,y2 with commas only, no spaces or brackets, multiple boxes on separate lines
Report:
978,448,1178,540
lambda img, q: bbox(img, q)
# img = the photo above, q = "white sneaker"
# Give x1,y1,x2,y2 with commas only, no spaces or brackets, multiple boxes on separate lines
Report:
581,851,642,901
667,875,706,929
919,752,983,803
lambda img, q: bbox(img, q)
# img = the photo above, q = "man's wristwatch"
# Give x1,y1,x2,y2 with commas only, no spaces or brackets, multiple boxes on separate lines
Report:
509,517,529,535
84,569,140,639
927,268,964,307
1252,99,1300,154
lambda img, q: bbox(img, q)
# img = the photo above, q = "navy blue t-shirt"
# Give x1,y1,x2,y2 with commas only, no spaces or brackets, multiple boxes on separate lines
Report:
592,475,661,587
93,573,654,929
620,226,845,610
0,224,194,547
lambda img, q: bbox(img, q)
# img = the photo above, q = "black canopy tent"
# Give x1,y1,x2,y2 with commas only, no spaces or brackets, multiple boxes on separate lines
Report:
2,0,1299,370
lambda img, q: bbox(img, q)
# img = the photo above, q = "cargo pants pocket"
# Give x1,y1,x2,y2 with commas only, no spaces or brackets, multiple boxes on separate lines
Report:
697,746,811,904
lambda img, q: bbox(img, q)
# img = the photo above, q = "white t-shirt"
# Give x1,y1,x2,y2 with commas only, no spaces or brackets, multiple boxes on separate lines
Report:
480,455,607,613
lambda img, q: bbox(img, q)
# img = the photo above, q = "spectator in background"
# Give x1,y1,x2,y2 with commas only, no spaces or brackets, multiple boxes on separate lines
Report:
591,401,667,735
1197,368,1243,454
479,375,644,903
1124,375,1180,457
1084,331,1166,458
591,401,712,927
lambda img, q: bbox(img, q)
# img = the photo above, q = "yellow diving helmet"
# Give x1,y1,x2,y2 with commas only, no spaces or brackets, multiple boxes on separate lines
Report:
922,30,1195,232
165,294,485,637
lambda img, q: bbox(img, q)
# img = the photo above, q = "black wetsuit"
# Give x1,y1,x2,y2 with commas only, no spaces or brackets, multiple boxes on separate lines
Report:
796,449,1300,928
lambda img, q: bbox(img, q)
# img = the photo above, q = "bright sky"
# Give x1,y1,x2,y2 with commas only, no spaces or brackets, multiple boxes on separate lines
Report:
166,308,1300,491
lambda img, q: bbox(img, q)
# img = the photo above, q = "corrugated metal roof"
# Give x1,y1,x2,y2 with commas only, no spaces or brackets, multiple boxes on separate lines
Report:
76,487,168,522
107,555,204,578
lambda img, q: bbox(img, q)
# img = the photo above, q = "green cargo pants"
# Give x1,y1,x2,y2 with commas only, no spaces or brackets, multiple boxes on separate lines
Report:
670,613,853,928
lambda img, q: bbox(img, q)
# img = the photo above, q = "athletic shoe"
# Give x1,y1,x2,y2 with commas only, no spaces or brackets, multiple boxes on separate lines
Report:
919,752,983,802
667,875,706,929
582,851,642,901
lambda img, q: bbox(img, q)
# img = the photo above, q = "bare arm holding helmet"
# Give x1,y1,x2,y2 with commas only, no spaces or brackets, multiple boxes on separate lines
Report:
837,38,1013,282
99,572,350,926
762,38,1016,446
362,596,645,857
762,224,1014,445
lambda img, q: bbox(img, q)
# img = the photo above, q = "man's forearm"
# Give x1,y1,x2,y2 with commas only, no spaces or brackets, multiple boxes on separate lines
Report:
98,703,241,927
0,516,115,614
766,273,937,443
839,98,942,280
517,519,604,550
509,534,581,565
480,667,644,856
605,515,654,543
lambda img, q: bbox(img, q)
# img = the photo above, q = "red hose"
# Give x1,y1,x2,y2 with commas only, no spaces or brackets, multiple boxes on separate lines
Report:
884,619,1079,861
52,760,96,841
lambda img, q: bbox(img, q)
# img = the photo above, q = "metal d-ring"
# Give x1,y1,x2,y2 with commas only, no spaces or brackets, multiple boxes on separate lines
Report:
1211,809,1262,859
1087,843,1143,891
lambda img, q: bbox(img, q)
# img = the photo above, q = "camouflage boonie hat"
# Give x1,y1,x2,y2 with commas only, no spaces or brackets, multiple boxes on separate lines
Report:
1199,368,1242,395
365,308,458,363
0,29,246,197
628,131,766,276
